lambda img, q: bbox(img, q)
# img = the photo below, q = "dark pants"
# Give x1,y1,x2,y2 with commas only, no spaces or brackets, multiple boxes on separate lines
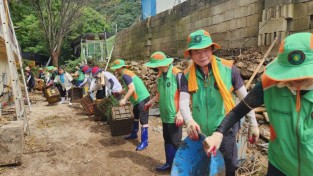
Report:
27,87,33,92
96,87,106,99
162,123,182,149
133,98,149,125
219,122,240,176
59,87,70,99
266,162,286,176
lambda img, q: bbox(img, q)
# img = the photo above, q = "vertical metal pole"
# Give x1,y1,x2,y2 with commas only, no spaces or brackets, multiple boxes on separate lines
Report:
104,29,109,60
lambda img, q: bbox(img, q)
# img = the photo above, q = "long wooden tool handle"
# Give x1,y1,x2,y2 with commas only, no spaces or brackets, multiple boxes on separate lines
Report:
245,37,278,90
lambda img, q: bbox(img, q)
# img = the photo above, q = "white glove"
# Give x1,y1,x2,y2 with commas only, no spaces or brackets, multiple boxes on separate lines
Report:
107,88,112,96
202,132,223,157
186,119,201,140
175,112,184,127
247,113,259,144
248,125,259,144
119,98,126,106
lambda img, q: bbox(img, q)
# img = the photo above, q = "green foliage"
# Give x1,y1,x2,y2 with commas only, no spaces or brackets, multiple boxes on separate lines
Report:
9,1,47,55
16,14,46,54
64,57,85,73
9,0,141,64
90,0,141,32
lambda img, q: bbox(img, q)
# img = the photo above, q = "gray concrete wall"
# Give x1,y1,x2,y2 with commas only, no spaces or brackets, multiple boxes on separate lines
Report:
113,0,262,60
258,0,313,47
112,0,313,60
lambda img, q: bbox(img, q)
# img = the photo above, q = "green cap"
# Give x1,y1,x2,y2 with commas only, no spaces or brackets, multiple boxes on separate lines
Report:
110,59,130,70
265,32,313,81
144,51,174,68
46,66,55,71
184,29,221,58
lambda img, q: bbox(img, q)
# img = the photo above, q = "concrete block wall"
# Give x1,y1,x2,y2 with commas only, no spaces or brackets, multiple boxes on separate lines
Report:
113,0,313,60
113,0,263,60
259,0,313,46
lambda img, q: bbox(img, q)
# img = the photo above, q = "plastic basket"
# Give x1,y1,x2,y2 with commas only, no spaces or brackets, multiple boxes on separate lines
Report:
45,87,60,104
110,104,134,136
80,95,94,115
71,87,84,103
97,96,119,120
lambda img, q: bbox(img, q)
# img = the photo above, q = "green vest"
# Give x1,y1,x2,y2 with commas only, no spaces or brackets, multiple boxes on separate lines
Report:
262,81,313,176
158,64,180,123
185,57,234,136
122,69,150,105
77,70,85,81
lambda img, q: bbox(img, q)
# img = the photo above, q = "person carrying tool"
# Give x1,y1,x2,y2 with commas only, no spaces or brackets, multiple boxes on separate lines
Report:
179,29,259,176
110,59,150,151
54,66,74,105
144,51,184,171
203,32,313,176
90,66,123,100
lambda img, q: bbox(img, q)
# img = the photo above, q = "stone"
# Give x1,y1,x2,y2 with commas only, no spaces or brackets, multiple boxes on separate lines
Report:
0,121,24,166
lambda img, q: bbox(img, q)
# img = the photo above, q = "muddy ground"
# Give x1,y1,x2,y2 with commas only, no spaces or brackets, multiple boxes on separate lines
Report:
0,91,267,176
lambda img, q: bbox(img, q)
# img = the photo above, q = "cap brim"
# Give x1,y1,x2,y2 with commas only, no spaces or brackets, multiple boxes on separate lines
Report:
110,65,130,70
184,43,221,58
265,59,313,81
144,58,174,68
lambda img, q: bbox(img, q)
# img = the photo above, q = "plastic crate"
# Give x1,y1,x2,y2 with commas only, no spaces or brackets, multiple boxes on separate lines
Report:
35,80,44,91
71,87,84,103
45,87,60,104
80,95,94,115
93,99,106,121
110,104,134,136
97,96,119,120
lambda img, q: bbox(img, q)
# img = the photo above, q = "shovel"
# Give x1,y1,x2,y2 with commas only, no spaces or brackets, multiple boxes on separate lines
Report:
171,133,225,176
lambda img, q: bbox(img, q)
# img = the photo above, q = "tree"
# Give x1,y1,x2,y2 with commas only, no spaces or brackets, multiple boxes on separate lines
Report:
9,0,46,55
30,0,89,66
59,7,109,64
90,0,141,32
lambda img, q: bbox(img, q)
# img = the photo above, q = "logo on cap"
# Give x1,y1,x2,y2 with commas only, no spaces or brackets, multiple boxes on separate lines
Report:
194,35,202,43
288,50,305,65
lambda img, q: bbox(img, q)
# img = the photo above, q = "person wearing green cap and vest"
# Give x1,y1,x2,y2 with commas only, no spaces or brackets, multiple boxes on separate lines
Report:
144,51,184,171
110,59,150,151
179,29,259,176
203,32,313,176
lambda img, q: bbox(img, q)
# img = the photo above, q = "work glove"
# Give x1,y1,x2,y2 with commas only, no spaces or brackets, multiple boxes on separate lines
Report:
202,132,223,157
248,125,259,144
186,119,201,140
175,111,184,127
143,101,153,111
119,98,126,106
247,114,259,144
107,88,112,96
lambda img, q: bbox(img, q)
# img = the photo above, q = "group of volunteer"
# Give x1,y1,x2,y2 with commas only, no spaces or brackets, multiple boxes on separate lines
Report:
25,29,313,176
